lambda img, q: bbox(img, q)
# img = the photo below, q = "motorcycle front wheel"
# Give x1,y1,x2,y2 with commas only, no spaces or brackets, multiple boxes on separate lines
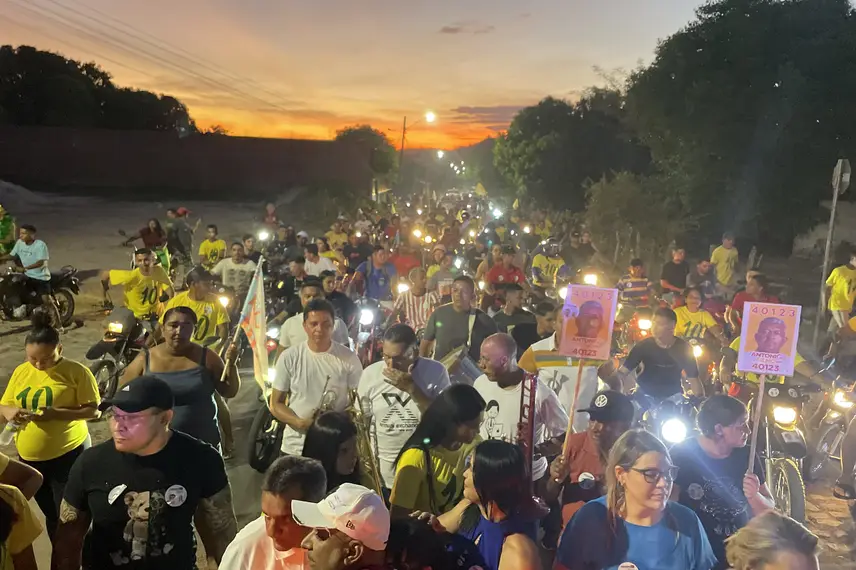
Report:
770,457,806,523
248,406,283,473
90,359,119,400
54,288,75,327
807,423,844,482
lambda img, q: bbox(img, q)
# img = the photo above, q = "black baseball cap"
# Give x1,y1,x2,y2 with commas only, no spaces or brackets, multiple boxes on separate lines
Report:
578,390,634,423
99,375,174,413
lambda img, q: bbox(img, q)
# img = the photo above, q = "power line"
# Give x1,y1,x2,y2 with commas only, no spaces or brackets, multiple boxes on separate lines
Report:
3,0,296,116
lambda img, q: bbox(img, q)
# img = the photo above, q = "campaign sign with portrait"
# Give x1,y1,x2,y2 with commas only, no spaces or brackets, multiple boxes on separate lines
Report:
559,285,618,361
737,302,801,377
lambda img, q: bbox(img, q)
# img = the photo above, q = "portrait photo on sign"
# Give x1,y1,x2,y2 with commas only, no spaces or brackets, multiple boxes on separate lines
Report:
559,285,617,361
736,301,801,377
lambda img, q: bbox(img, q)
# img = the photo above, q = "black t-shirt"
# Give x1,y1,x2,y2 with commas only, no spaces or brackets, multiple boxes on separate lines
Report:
623,337,698,398
660,261,690,290
466,247,488,273
424,304,498,361
343,243,373,271
671,438,766,570
64,431,228,570
509,322,549,355
328,291,357,326
246,250,262,264
492,309,536,335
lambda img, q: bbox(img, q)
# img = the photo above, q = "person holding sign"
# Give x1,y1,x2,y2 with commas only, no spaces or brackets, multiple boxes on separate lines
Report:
617,307,704,401
670,396,774,570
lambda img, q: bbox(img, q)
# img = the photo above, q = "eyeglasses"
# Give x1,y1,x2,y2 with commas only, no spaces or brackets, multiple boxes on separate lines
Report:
631,466,679,485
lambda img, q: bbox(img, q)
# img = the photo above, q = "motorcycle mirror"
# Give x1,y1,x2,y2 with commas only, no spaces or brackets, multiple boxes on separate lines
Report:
118,230,127,237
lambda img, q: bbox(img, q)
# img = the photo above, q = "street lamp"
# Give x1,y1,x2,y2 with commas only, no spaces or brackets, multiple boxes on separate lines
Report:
397,111,437,186
437,150,445,159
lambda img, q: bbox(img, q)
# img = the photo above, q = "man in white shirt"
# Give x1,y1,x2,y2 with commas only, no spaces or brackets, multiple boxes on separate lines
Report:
220,456,326,569
303,244,336,277
212,242,257,295
271,299,363,455
517,304,619,432
474,333,568,446
357,323,450,488
278,280,350,356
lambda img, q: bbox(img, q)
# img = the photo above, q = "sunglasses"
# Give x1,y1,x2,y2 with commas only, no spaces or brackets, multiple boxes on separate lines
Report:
631,466,679,485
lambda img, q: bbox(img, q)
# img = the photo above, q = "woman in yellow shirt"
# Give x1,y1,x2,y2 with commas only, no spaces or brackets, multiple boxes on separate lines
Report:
675,287,728,390
0,312,100,538
390,384,485,518
0,483,42,570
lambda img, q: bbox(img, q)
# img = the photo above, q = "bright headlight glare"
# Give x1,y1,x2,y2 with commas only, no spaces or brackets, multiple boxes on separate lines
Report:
638,319,652,330
424,235,432,244
459,239,466,245
107,322,124,334
583,273,598,285
693,345,704,358
469,230,475,237
454,258,463,269
359,309,374,326
218,296,230,307
523,226,531,233
397,283,410,294
257,230,270,241
266,327,279,339
661,418,688,444
559,286,568,300
834,390,855,409
355,231,362,238
773,406,797,425
492,208,502,217
478,280,485,290
413,229,422,238
416,209,423,215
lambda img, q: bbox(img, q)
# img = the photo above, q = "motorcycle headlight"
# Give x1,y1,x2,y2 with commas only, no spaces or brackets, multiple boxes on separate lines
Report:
424,235,433,244
266,326,280,339
454,257,463,269
469,230,475,237
107,322,124,334
257,230,270,241
416,208,423,215
359,309,375,326
583,273,598,286
638,319,652,331
492,208,502,217
413,229,422,238
355,231,362,238
833,390,854,409
218,295,230,308
559,286,568,300
692,345,704,358
773,406,798,425
523,225,531,233
478,280,485,291
617,302,624,311
459,239,466,245
397,282,410,294
661,418,688,444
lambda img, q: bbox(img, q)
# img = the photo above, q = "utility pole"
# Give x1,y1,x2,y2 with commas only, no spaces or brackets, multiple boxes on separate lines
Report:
397,116,408,187
813,158,851,348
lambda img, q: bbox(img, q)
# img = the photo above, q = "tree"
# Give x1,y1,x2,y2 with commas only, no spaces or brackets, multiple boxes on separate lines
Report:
457,137,514,199
625,0,856,250
493,92,650,210
335,125,397,178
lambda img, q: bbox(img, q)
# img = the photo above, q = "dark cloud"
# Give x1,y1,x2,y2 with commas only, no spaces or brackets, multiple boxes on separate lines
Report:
451,105,526,127
438,22,495,35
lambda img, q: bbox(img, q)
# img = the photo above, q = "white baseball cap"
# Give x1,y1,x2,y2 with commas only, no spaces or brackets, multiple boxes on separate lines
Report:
291,483,389,551
296,230,310,239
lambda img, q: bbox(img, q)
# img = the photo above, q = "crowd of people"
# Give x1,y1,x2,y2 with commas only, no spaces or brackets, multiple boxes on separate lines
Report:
0,200,836,570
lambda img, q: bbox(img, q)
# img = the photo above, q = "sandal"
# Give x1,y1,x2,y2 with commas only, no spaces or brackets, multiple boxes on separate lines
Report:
833,479,856,500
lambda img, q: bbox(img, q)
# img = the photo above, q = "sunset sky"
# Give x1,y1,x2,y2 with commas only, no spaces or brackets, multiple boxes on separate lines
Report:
0,0,704,149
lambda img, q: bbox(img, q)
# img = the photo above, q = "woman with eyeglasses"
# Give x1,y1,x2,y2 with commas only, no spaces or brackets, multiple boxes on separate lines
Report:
389,384,485,517
554,429,716,570
428,439,542,570
670,395,773,570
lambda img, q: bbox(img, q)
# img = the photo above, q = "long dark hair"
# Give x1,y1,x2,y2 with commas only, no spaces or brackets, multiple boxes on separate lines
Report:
394,384,485,513
302,411,359,491
26,309,59,346
147,218,165,237
460,440,530,533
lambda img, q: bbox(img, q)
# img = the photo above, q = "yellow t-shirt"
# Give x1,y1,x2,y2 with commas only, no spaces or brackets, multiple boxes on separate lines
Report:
109,266,172,318
728,336,805,385
535,220,552,239
325,231,348,250
675,306,718,340
320,250,339,261
426,264,441,279
390,440,478,515
0,359,100,461
531,254,565,287
199,239,226,266
162,291,230,345
711,245,738,286
0,483,43,567
826,265,856,312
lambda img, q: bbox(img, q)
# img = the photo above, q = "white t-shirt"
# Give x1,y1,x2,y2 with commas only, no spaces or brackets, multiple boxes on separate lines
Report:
304,256,337,276
219,516,308,570
273,341,363,454
528,335,605,432
212,258,257,291
357,358,450,487
279,313,350,350
473,373,568,445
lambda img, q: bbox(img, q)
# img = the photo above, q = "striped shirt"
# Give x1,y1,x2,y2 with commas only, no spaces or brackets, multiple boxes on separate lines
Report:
394,289,440,330
616,274,651,306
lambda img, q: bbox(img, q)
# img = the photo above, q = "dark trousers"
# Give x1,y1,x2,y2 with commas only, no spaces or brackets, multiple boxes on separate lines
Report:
21,445,84,539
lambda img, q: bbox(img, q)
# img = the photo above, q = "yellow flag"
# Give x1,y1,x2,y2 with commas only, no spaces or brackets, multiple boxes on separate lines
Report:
512,198,519,210
475,183,488,196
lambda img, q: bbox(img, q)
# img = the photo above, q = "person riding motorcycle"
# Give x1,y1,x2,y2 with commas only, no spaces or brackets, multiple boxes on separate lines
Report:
161,266,230,349
123,218,171,273
615,258,654,323
198,224,226,271
531,238,571,289
100,247,174,329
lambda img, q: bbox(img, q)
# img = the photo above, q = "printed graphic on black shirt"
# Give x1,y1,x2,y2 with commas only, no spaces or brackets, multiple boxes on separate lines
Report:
119,490,170,563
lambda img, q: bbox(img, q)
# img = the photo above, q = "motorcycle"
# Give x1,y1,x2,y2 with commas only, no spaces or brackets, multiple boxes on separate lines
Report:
86,308,148,399
737,377,821,523
0,265,79,327
637,392,699,446
614,305,653,357
355,297,388,367
806,360,855,481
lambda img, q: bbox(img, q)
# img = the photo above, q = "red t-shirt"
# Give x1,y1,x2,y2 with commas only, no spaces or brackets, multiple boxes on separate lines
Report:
485,263,525,286
390,253,420,278
731,291,780,314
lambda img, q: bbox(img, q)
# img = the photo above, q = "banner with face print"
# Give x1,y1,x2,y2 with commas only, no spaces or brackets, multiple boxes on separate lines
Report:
737,302,801,377
559,285,618,361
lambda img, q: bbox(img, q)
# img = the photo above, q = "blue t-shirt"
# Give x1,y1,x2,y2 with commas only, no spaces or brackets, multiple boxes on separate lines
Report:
356,260,397,301
11,239,50,281
556,496,717,570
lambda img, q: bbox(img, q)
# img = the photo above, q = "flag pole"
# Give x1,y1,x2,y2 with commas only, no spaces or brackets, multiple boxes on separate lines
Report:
220,258,264,382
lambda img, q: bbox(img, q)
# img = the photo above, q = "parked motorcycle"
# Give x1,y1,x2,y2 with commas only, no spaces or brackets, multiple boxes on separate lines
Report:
737,377,821,523
0,265,79,327
86,308,147,399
